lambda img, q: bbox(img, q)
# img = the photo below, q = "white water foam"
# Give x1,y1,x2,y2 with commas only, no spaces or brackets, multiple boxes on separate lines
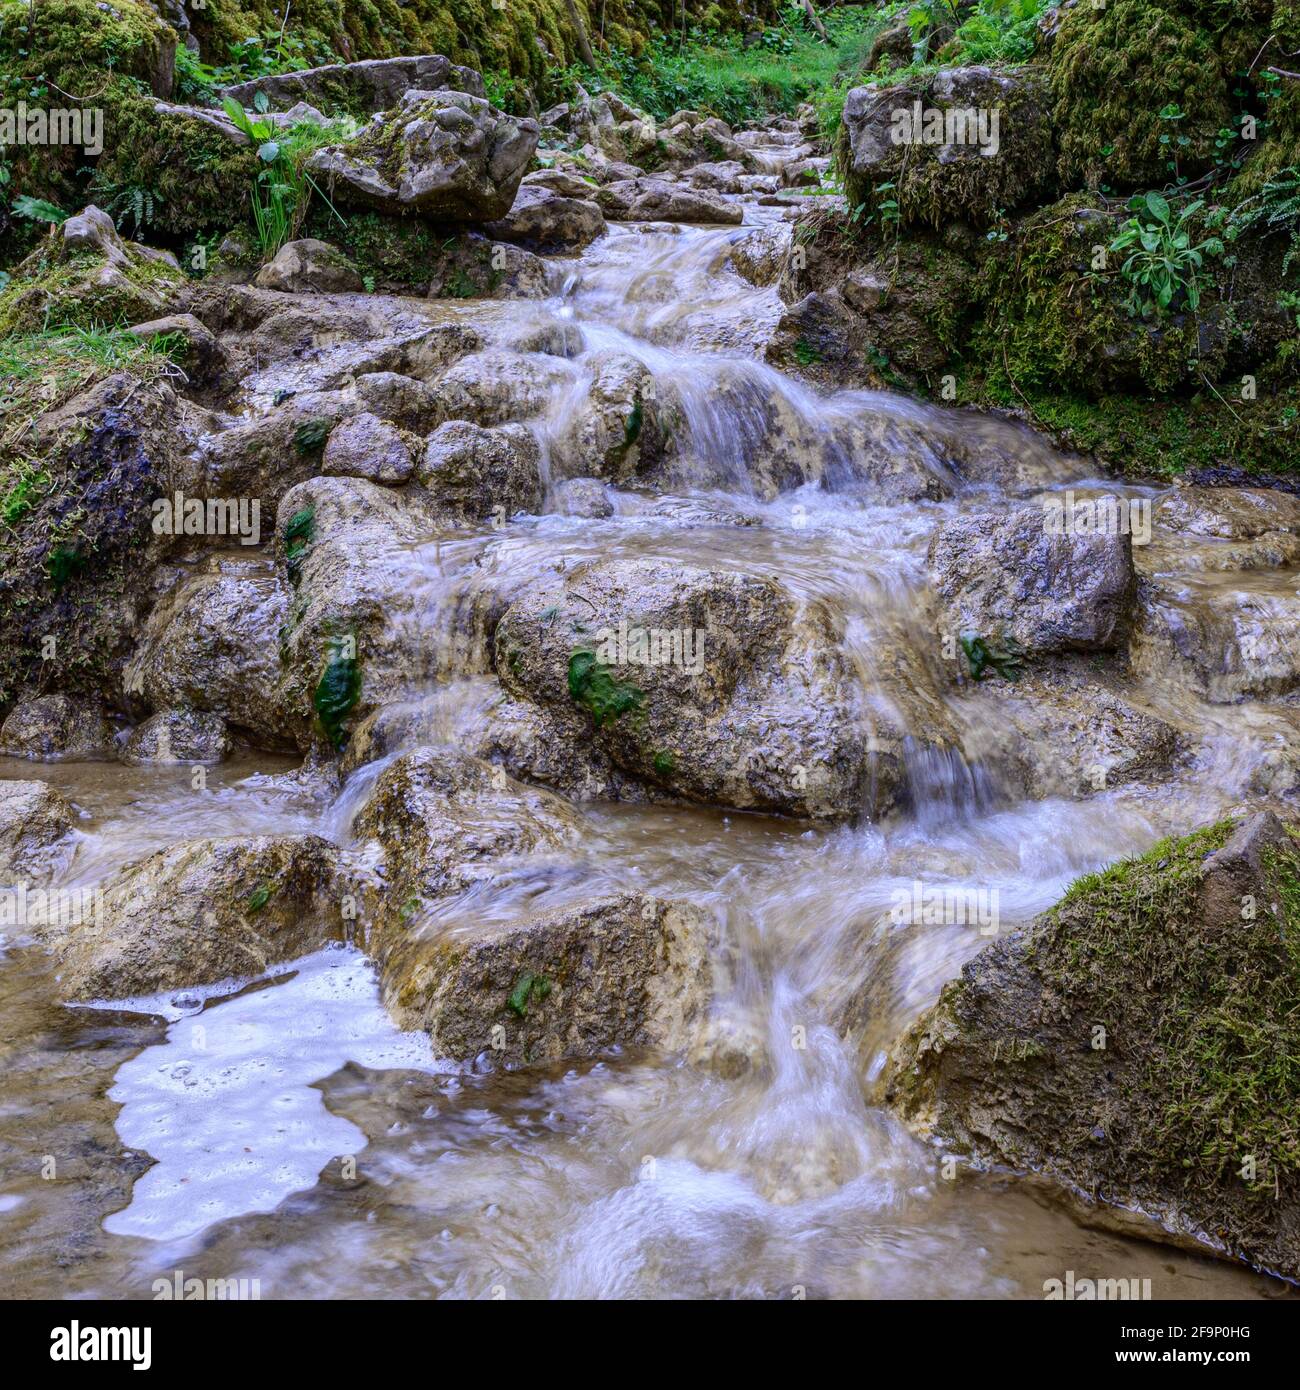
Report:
104,945,441,1242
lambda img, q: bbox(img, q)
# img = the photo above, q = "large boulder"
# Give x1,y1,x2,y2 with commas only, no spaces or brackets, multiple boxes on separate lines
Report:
308,90,538,221
50,834,345,1000
884,813,1300,1278
492,555,873,820
0,779,76,883
221,54,485,113
928,507,1134,654
321,412,417,485
840,67,1054,228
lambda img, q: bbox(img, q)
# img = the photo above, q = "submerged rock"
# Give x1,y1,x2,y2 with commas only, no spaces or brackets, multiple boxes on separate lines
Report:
884,813,1300,1278
0,780,76,884
119,710,232,766
52,834,345,1000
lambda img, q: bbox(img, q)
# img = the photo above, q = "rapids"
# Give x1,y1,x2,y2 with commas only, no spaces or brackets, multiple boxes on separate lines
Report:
0,144,1293,1299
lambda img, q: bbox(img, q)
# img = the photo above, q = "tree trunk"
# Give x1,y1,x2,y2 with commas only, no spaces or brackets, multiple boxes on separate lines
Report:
564,0,597,69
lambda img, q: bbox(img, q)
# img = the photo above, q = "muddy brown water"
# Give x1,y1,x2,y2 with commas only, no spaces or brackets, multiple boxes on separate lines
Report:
1,175,1296,1298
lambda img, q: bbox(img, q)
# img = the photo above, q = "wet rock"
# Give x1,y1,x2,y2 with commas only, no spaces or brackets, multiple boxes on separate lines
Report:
52,834,345,1000
419,420,542,524
599,178,743,225
958,670,1184,799
253,238,364,294
273,477,454,747
0,695,115,761
322,412,417,485
493,555,872,820
840,268,888,314
180,393,355,517
550,352,657,482
1154,486,1300,541
382,889,720,1069
928,508,1134,653
0,780,76,884
841,67,1054,227
550,477,613,518
221,54,485,113
126,561,293,748
484,184,606,252
351,372,444,433
119,710,232,766
308,90,538,222
729,222,790,287
353,746,582,917
434,350,574,426
1134,572,1300,703
884,813,1300,1278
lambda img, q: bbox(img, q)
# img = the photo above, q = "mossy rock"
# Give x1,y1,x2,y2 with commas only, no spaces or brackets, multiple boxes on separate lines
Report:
1047,1,1236,192
884,812,1300,1277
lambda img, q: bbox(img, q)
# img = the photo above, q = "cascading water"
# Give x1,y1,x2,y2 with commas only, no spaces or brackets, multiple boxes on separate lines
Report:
0,134,1290,1299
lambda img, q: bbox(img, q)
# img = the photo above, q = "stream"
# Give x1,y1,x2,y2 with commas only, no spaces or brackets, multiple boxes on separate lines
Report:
0,140,1294,1300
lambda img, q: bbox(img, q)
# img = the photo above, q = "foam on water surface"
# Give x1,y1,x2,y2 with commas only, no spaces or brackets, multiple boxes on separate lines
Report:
104,946,441,1243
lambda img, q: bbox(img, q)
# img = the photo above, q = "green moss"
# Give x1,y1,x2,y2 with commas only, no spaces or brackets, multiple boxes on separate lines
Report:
313,647,361,750
506,968,552,1017
283,505,315,585
292,418,331,454
1039,820,1300,1187
567,648,643,728
1047,1,1234,192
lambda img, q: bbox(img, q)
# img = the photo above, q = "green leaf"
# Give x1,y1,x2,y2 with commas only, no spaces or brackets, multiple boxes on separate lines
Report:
1144,191,1171,224
258,140,280,163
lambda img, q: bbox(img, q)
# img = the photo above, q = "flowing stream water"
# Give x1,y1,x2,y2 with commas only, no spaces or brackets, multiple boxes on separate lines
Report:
1,148,1295,1299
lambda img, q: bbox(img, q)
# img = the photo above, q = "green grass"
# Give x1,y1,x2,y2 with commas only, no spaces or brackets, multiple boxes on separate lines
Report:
0,323,182,451
581,9,885,128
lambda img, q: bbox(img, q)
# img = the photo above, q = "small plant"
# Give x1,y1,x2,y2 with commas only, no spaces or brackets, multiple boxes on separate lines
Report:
12,195,68,225
507,969,552,1017
283,505,315,584
292,418,331,454
247,884,272,913
1108,192,1224,318
960,632,1025,682
1231,166,1300,279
